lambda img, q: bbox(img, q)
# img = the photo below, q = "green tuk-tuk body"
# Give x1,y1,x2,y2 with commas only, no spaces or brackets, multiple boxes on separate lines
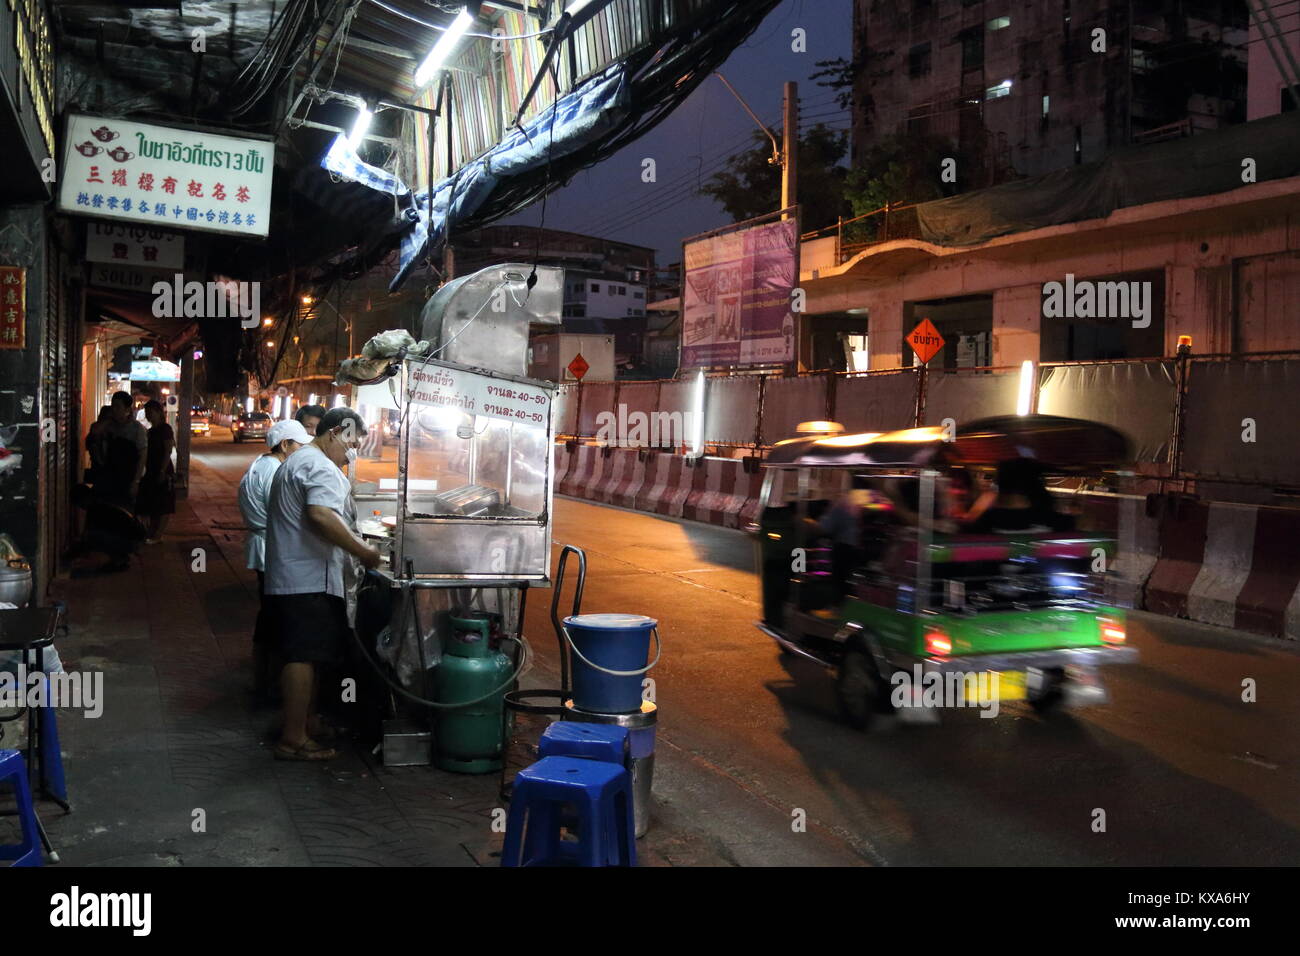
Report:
751,415,1138,727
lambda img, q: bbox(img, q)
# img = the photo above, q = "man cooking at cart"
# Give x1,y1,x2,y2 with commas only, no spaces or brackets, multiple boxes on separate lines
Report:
264,406,382,761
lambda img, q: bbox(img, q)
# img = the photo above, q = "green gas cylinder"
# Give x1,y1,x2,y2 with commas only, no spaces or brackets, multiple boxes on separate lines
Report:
434,612,513,773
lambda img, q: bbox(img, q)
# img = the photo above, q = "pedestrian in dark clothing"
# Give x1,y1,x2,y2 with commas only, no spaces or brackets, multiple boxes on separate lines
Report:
135,400,176,544
85,405,112,485
101,391,148,509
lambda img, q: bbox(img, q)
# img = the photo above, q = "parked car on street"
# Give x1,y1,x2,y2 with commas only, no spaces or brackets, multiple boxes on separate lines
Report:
191,406,211,436
231,412,272,443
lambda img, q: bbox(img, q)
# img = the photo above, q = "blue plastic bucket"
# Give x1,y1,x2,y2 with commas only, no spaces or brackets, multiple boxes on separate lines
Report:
563,613,660,714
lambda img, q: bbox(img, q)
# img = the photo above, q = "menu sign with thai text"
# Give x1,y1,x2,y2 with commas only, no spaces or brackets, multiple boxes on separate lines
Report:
57,114,274,238
406,361,551,427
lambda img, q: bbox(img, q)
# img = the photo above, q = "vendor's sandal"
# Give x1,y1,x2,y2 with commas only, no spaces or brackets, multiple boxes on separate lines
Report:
274,739,338,761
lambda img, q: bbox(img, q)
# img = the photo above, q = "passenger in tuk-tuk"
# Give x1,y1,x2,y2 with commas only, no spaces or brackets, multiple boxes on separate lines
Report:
817,475,871,601
962,457,1075,534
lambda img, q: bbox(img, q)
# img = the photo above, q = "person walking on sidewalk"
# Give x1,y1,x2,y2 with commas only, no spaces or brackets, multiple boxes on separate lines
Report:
135,400,176,544
264,407,381,761
101,391,147,509
238,419,311,701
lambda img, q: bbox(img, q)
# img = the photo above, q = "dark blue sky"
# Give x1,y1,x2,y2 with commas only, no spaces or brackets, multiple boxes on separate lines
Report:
504,0,854,266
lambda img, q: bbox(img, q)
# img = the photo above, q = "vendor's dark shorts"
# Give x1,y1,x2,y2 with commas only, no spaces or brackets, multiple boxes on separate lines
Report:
271,592,348,664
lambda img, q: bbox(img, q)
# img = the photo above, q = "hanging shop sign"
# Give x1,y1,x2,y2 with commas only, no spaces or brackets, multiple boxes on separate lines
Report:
130,360,181,382
88,263,174,295
10,0,56,160
0,266,26,350
681,217,798,368
85,221,185,270
57,114,275,238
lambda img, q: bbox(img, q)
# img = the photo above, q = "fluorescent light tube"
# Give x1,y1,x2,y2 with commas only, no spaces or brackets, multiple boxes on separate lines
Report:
348,105,372,148
414,9,474,88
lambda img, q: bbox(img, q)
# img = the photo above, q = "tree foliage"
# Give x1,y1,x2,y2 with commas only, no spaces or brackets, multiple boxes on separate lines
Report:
699,123,849,232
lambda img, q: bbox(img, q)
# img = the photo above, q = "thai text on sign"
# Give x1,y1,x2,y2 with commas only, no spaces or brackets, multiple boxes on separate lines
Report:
57,114,274,238
406,360,551,427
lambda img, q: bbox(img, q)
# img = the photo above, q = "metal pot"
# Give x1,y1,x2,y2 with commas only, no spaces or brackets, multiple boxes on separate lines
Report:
0,566,32,607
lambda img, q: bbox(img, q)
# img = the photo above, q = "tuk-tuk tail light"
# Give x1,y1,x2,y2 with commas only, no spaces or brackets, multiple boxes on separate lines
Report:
925,630,952,657
1098,616,1126,644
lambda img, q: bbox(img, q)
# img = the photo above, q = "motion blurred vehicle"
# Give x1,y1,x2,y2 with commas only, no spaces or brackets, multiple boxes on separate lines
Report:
751,415,1138,728
190,406,211,436
230,411,271,443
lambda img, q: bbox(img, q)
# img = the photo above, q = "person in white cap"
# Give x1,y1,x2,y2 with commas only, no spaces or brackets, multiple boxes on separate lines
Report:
238,418,311,700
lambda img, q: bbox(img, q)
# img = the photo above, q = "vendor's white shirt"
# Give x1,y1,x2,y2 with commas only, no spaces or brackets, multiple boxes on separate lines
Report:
237,454,282,571
264,444,355,597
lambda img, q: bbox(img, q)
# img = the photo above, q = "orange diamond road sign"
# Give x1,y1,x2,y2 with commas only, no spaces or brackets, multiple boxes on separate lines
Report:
567,353,590,381
907,318,945,365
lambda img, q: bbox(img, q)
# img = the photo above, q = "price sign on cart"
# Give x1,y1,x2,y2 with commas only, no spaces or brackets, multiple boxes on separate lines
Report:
406,360,552,426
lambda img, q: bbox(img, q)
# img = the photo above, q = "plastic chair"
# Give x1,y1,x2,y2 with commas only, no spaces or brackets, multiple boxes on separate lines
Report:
0,750,42,866
501,756,635,867
538,722,628,765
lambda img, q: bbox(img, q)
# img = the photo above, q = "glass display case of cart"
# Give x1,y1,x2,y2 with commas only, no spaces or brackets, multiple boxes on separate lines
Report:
393,357,555,583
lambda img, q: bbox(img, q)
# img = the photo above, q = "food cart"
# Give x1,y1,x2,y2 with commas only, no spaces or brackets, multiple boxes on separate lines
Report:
347,264,563,765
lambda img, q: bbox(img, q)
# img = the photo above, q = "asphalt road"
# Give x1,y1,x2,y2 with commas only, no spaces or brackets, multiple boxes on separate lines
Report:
191,433,1300,866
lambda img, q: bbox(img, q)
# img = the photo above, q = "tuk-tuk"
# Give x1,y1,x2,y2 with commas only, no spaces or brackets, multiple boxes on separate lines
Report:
751,414,1138,727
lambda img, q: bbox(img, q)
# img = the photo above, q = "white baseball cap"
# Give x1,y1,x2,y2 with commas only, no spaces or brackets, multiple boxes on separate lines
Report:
267,419,311,449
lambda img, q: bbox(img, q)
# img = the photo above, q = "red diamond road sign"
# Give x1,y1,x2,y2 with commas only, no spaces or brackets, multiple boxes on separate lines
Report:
907,318,945,365
567,353,590,381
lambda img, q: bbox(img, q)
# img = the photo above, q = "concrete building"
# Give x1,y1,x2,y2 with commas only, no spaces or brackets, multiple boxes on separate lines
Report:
800,165,1300,372
851,0,1248,181
1246,0,1300,119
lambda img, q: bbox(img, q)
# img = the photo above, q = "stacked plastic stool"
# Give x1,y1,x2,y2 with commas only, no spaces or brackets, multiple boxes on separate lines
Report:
501,755,636,867
0,750,43,867
538,722,629,764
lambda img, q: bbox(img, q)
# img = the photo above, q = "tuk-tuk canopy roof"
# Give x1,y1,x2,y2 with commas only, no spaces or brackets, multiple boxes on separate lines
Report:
764,415,1132,470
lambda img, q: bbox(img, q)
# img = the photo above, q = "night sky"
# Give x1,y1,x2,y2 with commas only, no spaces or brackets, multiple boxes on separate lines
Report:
503,0,854,266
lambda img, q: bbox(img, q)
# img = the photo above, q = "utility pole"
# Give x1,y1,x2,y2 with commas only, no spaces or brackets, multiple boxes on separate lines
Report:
782,80,798,219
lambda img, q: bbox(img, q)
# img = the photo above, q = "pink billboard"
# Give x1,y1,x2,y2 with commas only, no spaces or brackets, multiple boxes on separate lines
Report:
681,217,798,368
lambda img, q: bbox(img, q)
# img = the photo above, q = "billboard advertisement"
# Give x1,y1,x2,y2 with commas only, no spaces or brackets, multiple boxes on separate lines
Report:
681,217,798,368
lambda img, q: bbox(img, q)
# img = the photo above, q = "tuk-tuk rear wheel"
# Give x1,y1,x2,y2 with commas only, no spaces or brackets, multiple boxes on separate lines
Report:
837,648,890,730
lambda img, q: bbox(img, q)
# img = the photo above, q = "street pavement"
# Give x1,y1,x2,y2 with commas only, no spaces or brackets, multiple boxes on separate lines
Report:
24,433,1300,866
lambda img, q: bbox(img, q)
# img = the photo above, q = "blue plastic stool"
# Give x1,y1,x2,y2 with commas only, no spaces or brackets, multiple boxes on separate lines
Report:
501,756,636,867
538,722,628,765
0,750,42,866
37,676,68,805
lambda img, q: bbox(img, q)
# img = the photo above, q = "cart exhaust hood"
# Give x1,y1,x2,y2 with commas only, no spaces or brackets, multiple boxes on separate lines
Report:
418,263,562,377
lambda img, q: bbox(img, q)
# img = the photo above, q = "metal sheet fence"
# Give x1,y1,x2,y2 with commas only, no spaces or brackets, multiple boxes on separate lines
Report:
1038,361,1176,464
1182,357,1300,485
555,353,1300,488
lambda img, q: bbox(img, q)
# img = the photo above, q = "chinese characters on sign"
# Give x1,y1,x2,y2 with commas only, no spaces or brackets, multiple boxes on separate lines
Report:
85,222,185,270
681,218,798,368
57,114,275,238
0,267,26,350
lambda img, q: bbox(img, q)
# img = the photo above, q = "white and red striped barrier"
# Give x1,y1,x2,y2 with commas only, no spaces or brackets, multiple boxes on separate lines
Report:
1146,499,1300,640
1053,491,1160,610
